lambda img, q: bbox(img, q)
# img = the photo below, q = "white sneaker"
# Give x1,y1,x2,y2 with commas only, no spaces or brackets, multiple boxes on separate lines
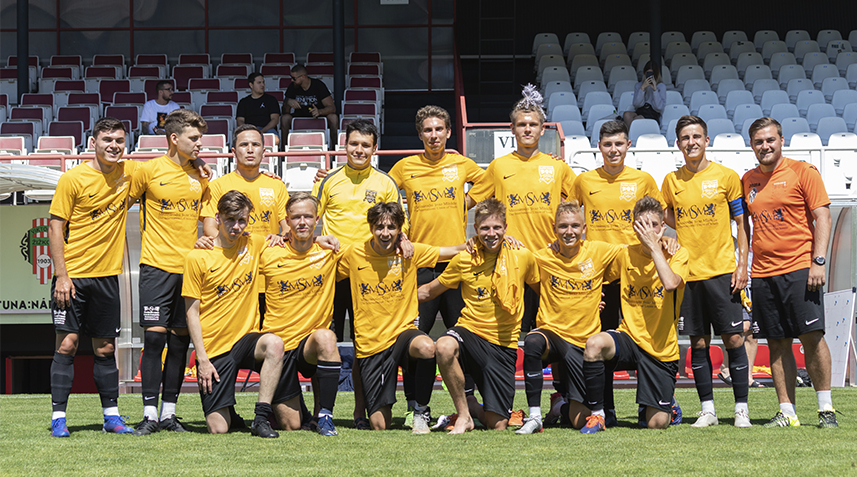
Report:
734,409,752,428
690,411,719,428
412,408,431,435
515,417,543,434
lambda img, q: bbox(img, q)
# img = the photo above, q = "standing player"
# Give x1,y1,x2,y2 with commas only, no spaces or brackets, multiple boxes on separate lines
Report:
387,105,484,425
183,191,284,438
48,118,137,437
517,201,625,434
128,109,209,435
259,193,343,436
661,115,751,428
338,202,464,432
419,199,540,434
580,196,688,433
468,85,576,333
743,118,838,428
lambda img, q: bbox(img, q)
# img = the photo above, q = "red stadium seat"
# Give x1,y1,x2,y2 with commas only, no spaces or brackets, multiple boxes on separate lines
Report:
350,52,381,64
52,80,86,94
104,105,141,131
35,136,75,154
173,65,205,91
684,346,724,379
47,121,85,149
220,53,252,65
99,79,130,104
0,136,26,155
260,64,291,77
753,344,772,378
264,52,295,65
278,77,293,89
57,107,94,132
112,92,147,107
307,52,334,64
206,91,238,104
793,343,806,368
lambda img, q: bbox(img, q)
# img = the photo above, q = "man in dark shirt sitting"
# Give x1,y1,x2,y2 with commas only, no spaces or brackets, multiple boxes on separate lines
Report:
237,73,281,144
281,64,338,145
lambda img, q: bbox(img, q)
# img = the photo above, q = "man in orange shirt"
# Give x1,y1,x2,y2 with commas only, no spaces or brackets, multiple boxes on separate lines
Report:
742,117,837,428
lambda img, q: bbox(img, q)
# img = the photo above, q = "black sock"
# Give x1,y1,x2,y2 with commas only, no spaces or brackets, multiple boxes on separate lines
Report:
464,375,476,397
603,371,615,412
50,352,74,413
523,333,547,408
560,402,570,425
551,363,569,396
93,354,119,409
583,360,605,411
413,357,436,407
727,346,749,404
254,402,273,423
141,330,167,408
162,332,190,404
402,370,415,403
316,360,341,414
691,347,714,402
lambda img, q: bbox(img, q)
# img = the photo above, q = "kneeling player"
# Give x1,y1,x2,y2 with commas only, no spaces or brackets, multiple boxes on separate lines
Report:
581,196,688,432
259,192,342,436
183,190,285,437
339,202,464,432
419,198,540,434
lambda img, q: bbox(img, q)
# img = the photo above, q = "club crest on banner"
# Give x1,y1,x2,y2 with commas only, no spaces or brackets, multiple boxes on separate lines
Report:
619,182,637,201
539,165,555,184
701,180,718,199
19,218,53,285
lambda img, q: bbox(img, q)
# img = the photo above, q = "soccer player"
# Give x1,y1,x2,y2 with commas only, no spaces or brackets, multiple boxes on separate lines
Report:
338,201,464,432
387,105,484,425
183,190,284,438
419,198,540,434
742,117,838,428
517,201,625,434
580,196,688,433
661,115,752,428
48,118,138,437
258,192,343,436
312,119,405,429
468,85,576,333
128,109,209,435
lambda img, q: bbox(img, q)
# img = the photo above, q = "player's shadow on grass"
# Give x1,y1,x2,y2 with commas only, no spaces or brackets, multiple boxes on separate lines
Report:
65,423,105,433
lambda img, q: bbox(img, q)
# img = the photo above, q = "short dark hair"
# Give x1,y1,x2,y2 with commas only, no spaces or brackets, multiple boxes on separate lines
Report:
286,192,319,216
675,115,707,139
155,80,173,91
218,190,254,217
345,118,378,147
248,72,263,85
367,201,405,229
291,64,307,76
633,196,664,222
415,105,451,134
748,117,783,141
232,123,263,148
164,109,207,138
599,120,629,141
474,198,506,226
92,117,127,139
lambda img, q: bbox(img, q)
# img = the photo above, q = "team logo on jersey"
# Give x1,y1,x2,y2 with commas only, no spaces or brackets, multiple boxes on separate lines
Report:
238,245,251,265
578,258,595,279
497,255,508,276
308,251,326,269
187,176,201,193
748,187,757,204
259,188,276,207
539,165,555,184
387,256,402,275
115,175,129,194
364,190,377,203
442,165,459,182
619,182,637,201
701,180,718,199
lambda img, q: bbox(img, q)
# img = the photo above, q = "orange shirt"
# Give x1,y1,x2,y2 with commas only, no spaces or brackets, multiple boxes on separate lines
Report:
742,158,830,278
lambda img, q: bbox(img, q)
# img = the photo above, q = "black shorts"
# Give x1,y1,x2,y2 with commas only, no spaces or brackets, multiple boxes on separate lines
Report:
531,329,585,404
416,263,465,332
678,274,743,336
752,268,824,339
600,281,622,331
606,330,677,412
198,332,271,416
358,328,425,416
445,326,516,418
51,275,121,338
139,264,186,329
276,336,317,403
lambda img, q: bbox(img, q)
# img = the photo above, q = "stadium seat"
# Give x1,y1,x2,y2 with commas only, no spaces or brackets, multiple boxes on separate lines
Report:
558,120,585,137
815,117,849,145
38,67,74,94
589,119,611,147
703,53,731,80
783,30,810,52
709,65,740,90
806,103,838,132
666,90,683,106
47,121,85,150
670,53,698,77
848,63,857,88
0,135,26,155
843,103,857,130
547,91,578,118
595,32,622,55
825,40,852,62
19,93,55,123
34,135,76,154
722,31,749,52
550,104,581,123
611,80,636,107
831,89,857,116
674,65,704,91
541,66,571,86
780,118,812,146
716,79,747,106
769,52,798,79
627,32,649,54
788,132,824,164
135,54,169,77
811,64,840,88
178,54,211,77
615,91,634,114
206,91,239,105
188,78,222,111
9,108,44,139
801,52,829,76
566,42,596,69
795,89,826,116
731,104,762,133
660,104,689,134
760,89,791,116
630,42,651,65
835,51,857,75
126,66,160,93
679,76,709,101
665,119,679,146
754,30,780,51
691,31,717,53
761,40,788,63
688,90,718,114
136,135,169,152
735,52,764,79
794,40,821,62
697,41,725,61
777,64,807,87
564,32,592,53
173,65,205,91
626,119,659,144
104,106,141,132
769,103,800,123
697,103,728,123
742,64,772,88
577,81,608,107
57,107,94,133
786,78,814,102
573,66,605,93
583,100,615,127
535,43,563,62
821,77,848,103
729,41,756,62
706,118,736,140
220,52,253,66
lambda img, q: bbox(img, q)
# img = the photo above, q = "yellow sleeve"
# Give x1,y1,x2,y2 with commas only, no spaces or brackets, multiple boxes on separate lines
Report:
641,173,665,208
438,253,463,288
724,168,743,203
467,162,495,203
312,175,328,217
181,252,205,299
275,180,289,230
604,249,624,283
388,162,404,188
670,248,689,284
522,250,540,285
413,243,440,269
660,174,674,209
464,160,486,185
200,179,219,218
561,163,577,198
570,174,584,203
336,244,351,280
49,172,76,221
127,161,149,203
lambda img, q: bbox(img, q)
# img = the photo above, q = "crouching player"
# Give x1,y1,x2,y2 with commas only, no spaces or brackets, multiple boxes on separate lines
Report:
581,196,688,432
259,192,343,436
339,202,464,432
183,190,285,438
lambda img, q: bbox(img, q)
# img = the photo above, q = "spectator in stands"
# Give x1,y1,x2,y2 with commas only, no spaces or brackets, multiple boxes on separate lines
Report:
182,190,284,438
237,73,281,143
418,198,539,434
623,61,667,128
662,115,752,428
140,80,180,135
282,64,338,143
742,117,838,428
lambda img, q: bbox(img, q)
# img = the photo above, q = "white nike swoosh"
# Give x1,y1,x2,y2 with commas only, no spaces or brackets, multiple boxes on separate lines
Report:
691,365,704,370
658,400,670,406
526,373,542,378
115,328,121,333
730,321,742,327
805,318,819,325
735,365,748,371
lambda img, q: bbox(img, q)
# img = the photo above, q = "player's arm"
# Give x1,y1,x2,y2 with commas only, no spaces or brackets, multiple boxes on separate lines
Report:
635,215,682,291
808,205,832,291
732,209,749,294
418,278,452,302
185,297,219,394
195,216,217,249
663,206,676,229
315,235,340,252
49,215,74,309
438,244,465,261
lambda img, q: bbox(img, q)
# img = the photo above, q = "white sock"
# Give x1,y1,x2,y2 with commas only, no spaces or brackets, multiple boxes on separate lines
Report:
318,410,332,418
103,406,119,417
735,402,748,414
780,402,797,417
529,406,542,419
414,404,428,413
548,397,567,416
159,402,176,420
816,390,833,411
144,405,158,421
52,411,66,420
592,409,605,418
701,400,715,415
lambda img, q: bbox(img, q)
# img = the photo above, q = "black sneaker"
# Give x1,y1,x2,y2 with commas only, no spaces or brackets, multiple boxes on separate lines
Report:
818,409,840,428
251,419,280,438
133,417,160,436
159,415,188,432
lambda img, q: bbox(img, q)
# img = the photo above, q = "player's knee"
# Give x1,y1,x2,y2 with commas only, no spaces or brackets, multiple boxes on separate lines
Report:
435,337,458,361
93,339,115,356
411,336,436,359
647,410,670,429
261,334,285,359
523,332,547,358
723,333,744,349
583,334,608,359
56,338,78,356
